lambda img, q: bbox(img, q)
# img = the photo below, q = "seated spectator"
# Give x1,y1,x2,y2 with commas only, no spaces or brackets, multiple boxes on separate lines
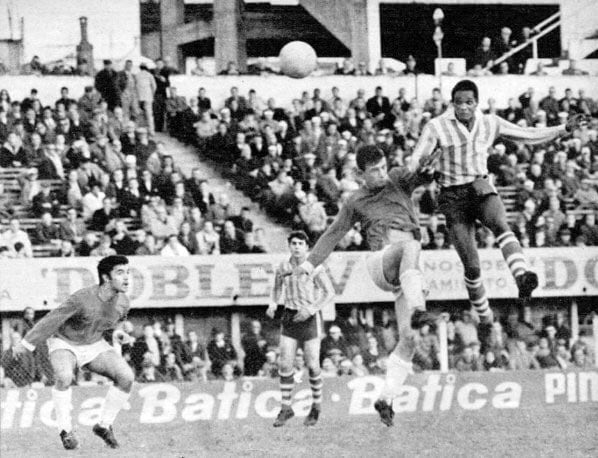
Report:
150,206,179,241
362,335,384,374
571,345,592,369
59,239,76,257
1,218,33,258
90,197,118,232
413,323,440,371
261,350,279,378
111,220,137,255
220,219,245,254
137,358,166,383
162,352,184,382
160,234,190,257
0,132,27,167
573,178,598,209
90,234,117,257
59,207,86,245
454,310,479,351
0,330,36,387
207,329,238,378
320,325,350,362
455,343,483,371
35,211,62,244
196,221,220,255
535,336,559,368
321,358,338,378
241,320,269,376
82,184,106,221
32,182,61,217
77,232,98,256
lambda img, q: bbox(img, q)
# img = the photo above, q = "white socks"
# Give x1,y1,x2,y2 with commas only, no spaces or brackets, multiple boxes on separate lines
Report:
99,386,131,428
381,353,413,402
52,387,73,432
399,269,426,310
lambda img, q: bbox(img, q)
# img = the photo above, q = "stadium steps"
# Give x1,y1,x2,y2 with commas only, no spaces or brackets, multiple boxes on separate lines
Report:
154,133,290,253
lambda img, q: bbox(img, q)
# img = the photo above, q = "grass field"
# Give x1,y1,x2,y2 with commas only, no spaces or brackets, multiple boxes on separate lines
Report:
1,402,596,458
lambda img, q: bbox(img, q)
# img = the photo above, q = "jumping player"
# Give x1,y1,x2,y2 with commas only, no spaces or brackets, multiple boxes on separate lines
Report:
294,145,434,427
11,255,133,450
409,79,586,322
267,230,335,427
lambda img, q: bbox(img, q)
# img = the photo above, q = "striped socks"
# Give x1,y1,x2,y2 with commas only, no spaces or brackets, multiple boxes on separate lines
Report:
279,370,295,408
497,231,528,279
309,369,323,406
464,275,493,321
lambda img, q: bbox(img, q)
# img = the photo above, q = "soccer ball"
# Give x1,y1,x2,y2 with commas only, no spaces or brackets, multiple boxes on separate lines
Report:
279,41,318,79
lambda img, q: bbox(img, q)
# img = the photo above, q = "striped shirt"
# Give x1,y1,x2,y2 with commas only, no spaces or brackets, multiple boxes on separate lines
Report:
409,107,565,187
272,258,335,314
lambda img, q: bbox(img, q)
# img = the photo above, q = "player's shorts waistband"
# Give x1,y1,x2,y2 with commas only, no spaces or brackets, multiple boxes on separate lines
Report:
442,175,488,190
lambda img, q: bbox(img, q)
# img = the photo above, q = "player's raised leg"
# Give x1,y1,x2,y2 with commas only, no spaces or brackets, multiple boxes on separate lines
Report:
302,337,322,426
50,349,79,450
478,194,538,299
374,240,430,426
448,221,494,323
85,349,134,448
274,335,297,427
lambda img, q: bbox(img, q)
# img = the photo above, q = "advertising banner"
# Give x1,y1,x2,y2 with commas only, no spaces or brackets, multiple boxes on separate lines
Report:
0,247,597,311
1,370,596,430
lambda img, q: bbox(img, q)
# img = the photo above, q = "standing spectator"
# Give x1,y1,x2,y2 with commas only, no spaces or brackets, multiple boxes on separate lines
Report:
94,59,121,111
118,59,138,122
136,64,157,136
207,329,238,378
473,37,496,69
366,86,391,123
241,320,269,376
153,58,175,133
494,27,515,72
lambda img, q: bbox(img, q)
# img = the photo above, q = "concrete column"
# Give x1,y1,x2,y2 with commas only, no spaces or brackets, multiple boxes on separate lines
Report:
214,0,247,74
160,0,185,69
349,0,381,74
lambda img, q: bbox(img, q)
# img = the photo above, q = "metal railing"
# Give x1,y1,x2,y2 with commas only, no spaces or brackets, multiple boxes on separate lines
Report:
485,11,561,71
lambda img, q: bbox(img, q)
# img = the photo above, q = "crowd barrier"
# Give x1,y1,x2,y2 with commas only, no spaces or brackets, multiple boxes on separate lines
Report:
0,248,596,312
1,370,596,430
0,74,597,111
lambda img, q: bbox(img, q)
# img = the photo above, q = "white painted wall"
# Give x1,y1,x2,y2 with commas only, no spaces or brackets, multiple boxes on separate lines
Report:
0,0,141,67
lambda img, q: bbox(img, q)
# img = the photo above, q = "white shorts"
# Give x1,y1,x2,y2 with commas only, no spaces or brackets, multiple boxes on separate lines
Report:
366,245,398,292
47,337,114,367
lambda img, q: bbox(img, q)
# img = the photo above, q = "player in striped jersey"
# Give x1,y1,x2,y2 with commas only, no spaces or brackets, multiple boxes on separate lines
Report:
267,230,335,427
409,79,586,321
293,145,435,427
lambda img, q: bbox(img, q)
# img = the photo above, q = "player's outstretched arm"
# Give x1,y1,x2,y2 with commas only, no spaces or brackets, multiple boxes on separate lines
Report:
495,114,586,146
302,203,355,273
408,123,440,174
20,297,80,351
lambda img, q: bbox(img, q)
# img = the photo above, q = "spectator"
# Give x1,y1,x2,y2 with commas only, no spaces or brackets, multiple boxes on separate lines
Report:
196,220,220,255
473,37,496,69
1,218,33,257
31,182,61,217
35,211,61,244
261,350,279,378
241,320,269,376
94,59,121,111
136,64,157,136
401,55,419,75
207,329,238,378
413,323,440,371
455,343,482,371
160,234,190,257
220,219,245,254
1,330,36,386
320,325,350,362
562,60,589,76
454,310,479,350
362,335,384,374
138,358,166,383
90,234,117,257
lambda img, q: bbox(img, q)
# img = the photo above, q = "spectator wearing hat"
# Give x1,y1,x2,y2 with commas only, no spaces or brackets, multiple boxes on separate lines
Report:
94,59,121,110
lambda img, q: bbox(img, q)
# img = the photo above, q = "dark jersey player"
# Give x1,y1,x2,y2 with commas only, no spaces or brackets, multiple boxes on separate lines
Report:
294,145,435,426
12,255,133,450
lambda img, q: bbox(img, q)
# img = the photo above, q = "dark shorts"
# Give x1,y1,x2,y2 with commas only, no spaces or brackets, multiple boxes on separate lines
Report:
438,177,498,227
281,308,321,342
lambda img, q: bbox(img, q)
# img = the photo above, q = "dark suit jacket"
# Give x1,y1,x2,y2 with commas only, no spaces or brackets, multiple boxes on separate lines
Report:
366,96,391,117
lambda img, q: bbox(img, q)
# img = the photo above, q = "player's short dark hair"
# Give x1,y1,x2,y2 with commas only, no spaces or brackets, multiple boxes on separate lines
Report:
287,230,309,244
451,80,479,102
98,255,129,284
356,145,385,171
